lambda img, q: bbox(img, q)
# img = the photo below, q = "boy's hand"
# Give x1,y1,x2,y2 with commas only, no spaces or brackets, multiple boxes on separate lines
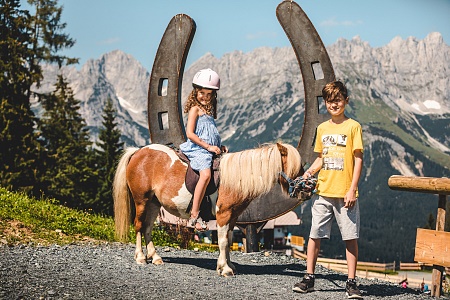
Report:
344,189,357,208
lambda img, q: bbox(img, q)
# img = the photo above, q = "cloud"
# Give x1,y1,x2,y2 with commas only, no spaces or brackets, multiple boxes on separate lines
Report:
320,17,363,27
246,31,278,40
97,37,121,45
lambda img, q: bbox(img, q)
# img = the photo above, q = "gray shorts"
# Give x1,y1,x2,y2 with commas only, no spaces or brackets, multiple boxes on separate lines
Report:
309,195,360,240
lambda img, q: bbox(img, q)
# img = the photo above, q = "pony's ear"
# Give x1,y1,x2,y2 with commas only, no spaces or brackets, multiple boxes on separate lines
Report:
276,142,287,156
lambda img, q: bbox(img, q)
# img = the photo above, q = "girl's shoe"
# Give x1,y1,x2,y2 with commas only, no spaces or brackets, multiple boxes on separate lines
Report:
189,214,208,231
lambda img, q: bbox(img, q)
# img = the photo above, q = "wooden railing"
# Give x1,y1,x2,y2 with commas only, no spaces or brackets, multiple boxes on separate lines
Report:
399,262,423,271
291,249,395,272
291,248,433,287
388,175,450,297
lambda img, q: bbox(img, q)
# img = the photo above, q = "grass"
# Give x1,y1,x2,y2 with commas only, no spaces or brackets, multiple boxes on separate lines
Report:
0,187,185,248
352,99,450,167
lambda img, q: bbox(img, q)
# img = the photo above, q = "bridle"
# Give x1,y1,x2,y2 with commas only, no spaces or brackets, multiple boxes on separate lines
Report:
279,171,317,199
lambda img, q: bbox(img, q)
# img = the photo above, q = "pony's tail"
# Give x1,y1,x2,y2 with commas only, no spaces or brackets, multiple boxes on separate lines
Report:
113,147,139,242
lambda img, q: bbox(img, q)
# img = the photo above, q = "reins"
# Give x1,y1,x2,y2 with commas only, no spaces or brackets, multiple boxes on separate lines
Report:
279,172,317,199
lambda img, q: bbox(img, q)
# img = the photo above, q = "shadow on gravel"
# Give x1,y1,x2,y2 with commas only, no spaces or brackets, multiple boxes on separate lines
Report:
312,273,423,297
358,284,423,297
163,257,218,270
163,257,423,298
164,256,305,276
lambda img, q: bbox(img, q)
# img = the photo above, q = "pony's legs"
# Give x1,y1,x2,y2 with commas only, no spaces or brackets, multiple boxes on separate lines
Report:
134,199,147,264
216,223,232,276
133,191,156,264
143,196,163,265
226,229,235,271
216,222,236,276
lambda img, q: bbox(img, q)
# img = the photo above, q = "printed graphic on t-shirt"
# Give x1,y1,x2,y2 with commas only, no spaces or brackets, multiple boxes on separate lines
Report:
321,134,347,171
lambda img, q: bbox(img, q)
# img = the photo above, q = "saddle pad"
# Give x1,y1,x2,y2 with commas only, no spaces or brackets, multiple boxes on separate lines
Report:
177,151,220,196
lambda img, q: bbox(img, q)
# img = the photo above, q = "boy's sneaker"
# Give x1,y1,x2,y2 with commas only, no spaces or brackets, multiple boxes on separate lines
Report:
293,274,315,293
346,278,363,299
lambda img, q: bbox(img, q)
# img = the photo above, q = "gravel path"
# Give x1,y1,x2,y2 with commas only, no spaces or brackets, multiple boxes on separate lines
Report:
0,243,441,300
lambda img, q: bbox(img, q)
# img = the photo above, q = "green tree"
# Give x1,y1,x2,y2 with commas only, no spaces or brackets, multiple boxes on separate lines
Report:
0,0,41,193
90,98,124,215
27,0,77,72
38,74,97,208
0,0,76,194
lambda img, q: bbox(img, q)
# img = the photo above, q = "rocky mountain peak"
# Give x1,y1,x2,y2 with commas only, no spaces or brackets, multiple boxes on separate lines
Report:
33,33,449,155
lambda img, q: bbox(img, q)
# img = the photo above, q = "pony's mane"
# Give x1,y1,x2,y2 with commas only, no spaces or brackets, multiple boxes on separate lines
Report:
219,143,301,200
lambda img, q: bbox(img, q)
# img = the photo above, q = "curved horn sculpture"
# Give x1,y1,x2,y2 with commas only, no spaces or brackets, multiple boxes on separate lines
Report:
148,14,195,147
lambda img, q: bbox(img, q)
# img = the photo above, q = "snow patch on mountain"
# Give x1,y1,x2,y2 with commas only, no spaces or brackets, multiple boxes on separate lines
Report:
117,95,140,114
423,100,441,110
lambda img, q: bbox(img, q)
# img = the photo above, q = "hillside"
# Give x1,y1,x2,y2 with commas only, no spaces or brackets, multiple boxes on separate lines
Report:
31,33,450,262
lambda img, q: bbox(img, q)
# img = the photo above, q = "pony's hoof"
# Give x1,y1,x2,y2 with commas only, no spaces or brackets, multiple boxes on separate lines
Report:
135,253,147,265
220,267,235,277
152,258,164,265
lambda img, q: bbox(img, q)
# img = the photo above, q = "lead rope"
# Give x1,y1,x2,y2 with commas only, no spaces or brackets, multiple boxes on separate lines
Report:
279,172,317,199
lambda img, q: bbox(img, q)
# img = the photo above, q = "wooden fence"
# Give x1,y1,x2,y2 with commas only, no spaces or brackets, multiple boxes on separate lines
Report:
291,249,395,272
291,248,432,287
388,175,449,297
399,262,425,271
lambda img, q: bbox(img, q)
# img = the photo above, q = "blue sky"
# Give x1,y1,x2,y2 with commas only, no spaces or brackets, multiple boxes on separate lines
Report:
25,0,450,71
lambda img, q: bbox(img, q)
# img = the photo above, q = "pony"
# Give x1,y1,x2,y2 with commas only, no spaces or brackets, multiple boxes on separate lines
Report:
113,142,302,276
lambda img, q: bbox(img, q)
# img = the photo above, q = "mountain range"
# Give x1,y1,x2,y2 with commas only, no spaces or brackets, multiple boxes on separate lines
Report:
32,32,450,262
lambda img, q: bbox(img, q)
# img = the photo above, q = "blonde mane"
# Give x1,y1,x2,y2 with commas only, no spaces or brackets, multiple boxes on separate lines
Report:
219,143,301,200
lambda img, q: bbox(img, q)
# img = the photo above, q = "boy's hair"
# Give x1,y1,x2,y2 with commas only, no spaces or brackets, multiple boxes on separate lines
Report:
322,81,348,102
184,87,217,118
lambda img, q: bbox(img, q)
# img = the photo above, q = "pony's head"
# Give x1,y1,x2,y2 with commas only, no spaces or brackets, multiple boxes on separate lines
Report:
275,143,303,196
219,142,302,200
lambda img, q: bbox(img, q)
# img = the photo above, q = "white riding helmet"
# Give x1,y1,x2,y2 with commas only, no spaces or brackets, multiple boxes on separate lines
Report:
192,68,220,90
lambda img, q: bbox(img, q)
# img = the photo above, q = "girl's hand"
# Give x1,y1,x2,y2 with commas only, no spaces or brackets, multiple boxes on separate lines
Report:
207,145,221,155
221,145,228,153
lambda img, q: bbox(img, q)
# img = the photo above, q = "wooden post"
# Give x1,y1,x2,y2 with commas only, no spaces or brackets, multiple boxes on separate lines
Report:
245,224,259,252
388,176,450,297
432,194,447,297
237,222,267,253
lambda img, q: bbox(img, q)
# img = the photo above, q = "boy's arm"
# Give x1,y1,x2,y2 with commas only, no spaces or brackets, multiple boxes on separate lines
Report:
344,149,363,208
303,155,322,179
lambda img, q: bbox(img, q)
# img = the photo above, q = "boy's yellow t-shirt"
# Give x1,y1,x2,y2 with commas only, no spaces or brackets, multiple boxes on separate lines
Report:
314,118,363,198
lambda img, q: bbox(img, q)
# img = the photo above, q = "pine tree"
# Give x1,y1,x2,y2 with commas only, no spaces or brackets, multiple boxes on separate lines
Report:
0,0,76,194
38,74,97,208
0,0,42,193
91,98,124,215
27,0,77,71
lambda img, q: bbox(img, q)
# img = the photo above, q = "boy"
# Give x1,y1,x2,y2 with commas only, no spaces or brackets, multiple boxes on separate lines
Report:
293,81,364,299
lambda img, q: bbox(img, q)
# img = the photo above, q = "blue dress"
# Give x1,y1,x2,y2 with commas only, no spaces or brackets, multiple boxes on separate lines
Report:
180,114,221,171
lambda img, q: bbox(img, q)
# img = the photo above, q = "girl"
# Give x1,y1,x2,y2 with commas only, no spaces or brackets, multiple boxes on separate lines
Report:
180,68,226,231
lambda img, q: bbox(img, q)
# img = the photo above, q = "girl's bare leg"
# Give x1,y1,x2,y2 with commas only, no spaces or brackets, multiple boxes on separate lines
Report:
191,168,211,230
